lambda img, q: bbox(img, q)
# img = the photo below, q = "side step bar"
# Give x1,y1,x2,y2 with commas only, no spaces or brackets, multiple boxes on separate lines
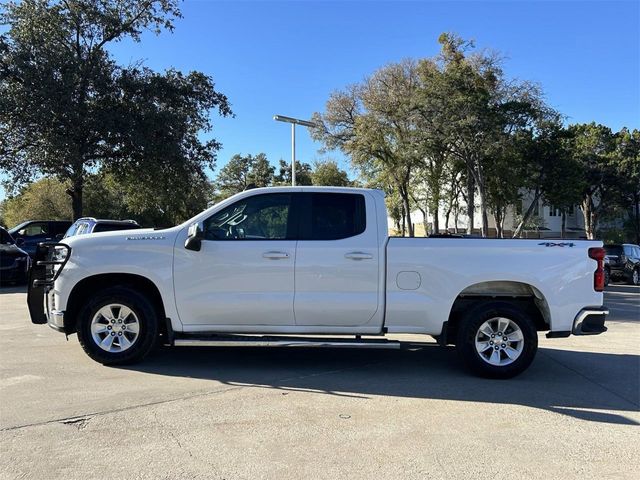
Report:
173,335,402,349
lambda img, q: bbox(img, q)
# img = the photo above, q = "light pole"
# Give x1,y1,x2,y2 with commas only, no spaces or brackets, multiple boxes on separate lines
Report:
273,115,317,186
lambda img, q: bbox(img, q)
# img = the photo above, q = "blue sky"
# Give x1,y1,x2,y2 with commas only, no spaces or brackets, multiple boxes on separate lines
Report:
2,0,640,197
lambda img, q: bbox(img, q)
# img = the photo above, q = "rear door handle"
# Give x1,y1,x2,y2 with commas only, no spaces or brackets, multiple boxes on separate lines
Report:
263,251,290,260
345,251,373,260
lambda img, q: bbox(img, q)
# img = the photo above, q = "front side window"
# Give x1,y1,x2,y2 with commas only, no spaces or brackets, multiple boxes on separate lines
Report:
19,223,48,237
304,193,366,240
203,194,292,240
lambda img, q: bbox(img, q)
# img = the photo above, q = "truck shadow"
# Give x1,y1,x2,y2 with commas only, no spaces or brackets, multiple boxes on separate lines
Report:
125,344,640,426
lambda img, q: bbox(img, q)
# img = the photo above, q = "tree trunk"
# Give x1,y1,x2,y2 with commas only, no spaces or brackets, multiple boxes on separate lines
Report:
401,204,406,237
634,193,640,244
581,196,597,240
561,211,566,239
493,209,503,238
432,204,439,235
466,173,475,235
475,165,489,237
512,189,541,238
66,179,84,220
400,190,414,237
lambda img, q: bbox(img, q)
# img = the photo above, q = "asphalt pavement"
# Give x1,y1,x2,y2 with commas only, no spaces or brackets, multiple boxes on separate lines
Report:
0,284,638,479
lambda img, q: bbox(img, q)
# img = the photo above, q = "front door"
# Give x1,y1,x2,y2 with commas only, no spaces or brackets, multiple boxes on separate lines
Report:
174,193,297,327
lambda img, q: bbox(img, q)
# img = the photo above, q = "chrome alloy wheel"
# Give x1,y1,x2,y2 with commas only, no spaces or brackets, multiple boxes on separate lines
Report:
91,304,140,353
474,317,524,366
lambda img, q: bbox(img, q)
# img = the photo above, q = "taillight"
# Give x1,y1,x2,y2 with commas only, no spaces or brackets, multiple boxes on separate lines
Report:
589,247,606,292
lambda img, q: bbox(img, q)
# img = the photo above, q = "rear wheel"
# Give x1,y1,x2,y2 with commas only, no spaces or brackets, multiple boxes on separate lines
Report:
76,287,158,365
456,301,538,379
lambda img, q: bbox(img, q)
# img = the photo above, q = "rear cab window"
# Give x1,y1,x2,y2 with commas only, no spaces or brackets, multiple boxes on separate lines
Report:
300,193,366,240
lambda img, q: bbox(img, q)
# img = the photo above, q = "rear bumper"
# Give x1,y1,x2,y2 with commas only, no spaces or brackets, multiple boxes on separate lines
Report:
572,307,608,335
546,307,608,338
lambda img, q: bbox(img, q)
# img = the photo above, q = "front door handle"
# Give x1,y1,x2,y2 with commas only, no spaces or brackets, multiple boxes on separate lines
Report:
345,251,373,260
263,251,290,260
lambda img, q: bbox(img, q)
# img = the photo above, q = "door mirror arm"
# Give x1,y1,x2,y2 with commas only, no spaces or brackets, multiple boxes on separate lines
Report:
185,222,204,252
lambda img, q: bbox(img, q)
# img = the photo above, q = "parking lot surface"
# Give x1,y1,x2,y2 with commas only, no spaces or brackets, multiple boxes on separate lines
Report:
1,285,638,479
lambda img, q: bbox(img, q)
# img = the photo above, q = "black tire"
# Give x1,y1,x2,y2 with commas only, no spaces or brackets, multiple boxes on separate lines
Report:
456,301,538,379
630,268,640,286
76,286,159,365
604,268,610,287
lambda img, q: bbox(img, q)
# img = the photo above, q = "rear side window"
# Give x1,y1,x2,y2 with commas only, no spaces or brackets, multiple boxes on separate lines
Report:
303,193,366,240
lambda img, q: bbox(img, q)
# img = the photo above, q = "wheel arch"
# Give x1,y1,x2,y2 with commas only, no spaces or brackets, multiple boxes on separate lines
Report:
64,273,167,335
443,281,550,345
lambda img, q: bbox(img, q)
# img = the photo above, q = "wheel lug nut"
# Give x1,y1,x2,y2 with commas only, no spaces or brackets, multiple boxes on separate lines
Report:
118,332,122,336
494,346,499,350
111,332,115,336
107,325,112,330
111,320,115,324
118,319,122,323
491,334,495,338
489,341,494,345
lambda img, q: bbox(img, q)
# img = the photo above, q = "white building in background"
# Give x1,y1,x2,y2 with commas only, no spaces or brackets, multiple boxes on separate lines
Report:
392,192,587,238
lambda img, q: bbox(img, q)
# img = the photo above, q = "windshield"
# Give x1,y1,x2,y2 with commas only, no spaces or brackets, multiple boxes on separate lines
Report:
604,245,623,256
0,228,15,245
7,221,30,234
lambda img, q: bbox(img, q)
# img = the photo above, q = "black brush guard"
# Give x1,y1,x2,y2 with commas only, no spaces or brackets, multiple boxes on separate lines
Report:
27,242,70,324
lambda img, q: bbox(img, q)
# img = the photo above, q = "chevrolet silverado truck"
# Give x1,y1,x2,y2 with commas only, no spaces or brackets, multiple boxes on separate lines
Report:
28,187,609,378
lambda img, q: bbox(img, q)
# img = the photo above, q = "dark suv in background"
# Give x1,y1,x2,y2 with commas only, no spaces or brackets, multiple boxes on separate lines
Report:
8,220,72,257
63,218,141,238
0,227,30,284
604,244,640,286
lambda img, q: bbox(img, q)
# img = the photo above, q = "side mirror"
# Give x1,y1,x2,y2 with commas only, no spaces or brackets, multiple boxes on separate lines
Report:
184,222,204,251
15,238,25,247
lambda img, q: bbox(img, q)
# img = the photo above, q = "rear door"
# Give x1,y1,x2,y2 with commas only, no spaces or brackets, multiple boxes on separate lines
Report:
293,192,381,327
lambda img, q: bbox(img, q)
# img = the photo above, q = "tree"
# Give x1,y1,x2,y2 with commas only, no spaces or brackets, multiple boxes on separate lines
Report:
0,178,72,227
215,153,274,199
274,159,313,186
311,160,351,186
0,0,231,219
613,128,640,243
567,123,618,239
419,33,548,237
312,61,421,236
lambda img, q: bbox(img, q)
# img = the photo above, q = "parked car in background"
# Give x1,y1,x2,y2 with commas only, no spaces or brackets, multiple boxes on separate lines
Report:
604,244,640,285
8,220,72,258
0,227,30,284
64,218,141,238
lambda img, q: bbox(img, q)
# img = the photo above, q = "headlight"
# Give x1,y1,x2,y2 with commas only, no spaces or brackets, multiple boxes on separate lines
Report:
52,246,69,263
48,244,71,280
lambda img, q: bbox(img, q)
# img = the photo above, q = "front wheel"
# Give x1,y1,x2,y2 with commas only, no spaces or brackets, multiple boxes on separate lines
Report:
630,268,639,286
76,287,159,365
456,301,538,379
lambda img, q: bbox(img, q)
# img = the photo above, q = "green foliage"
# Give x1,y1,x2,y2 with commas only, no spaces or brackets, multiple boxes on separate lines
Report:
215,153,274,199
0,0,231,219
310,160,351,186
274,159,313,186
0,178,72,227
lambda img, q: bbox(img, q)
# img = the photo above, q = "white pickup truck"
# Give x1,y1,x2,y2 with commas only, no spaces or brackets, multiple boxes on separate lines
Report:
28,187,608,378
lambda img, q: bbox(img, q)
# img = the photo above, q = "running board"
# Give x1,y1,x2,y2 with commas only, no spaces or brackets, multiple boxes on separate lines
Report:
173,335,402,349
